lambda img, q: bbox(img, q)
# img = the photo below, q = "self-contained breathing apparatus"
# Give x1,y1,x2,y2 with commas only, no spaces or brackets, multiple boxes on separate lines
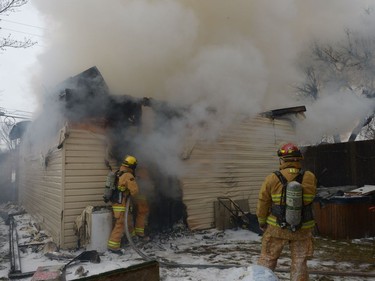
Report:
103,156,138,204
271,170,312,232
103,169,125,204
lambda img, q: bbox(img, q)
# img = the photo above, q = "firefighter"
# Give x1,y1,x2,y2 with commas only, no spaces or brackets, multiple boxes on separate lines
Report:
134,166,155,241
256,143,317,281
107,155,139,254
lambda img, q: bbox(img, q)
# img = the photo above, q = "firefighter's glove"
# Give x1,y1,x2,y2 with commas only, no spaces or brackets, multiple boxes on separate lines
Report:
259,223,268,232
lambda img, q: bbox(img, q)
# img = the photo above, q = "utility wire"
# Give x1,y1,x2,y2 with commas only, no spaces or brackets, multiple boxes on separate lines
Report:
1,107,33,114
0,18,46,30
8,109,32,115
0,108,32,119
0,113,30,119
0,27,43,38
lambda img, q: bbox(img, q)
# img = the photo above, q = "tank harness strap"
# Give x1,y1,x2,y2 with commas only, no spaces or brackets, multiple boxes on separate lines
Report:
271,170,305,229
110,170,127,203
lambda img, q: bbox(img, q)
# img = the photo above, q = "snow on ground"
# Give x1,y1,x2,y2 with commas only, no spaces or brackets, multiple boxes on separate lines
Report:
0,203,374,281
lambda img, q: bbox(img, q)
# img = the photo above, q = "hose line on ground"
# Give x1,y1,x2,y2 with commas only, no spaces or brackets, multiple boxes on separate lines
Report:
124,197,375,278
124,197,244,269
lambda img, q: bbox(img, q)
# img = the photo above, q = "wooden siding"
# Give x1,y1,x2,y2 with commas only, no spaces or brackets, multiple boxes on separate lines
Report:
18,143,63,245
62,129,110,249
181,116,296,230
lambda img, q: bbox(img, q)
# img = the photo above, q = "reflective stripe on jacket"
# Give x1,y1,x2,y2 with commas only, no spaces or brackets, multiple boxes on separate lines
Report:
256,161,317,229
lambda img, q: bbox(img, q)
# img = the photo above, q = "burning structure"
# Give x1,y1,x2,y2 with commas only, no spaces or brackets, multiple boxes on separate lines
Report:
13,67,306,249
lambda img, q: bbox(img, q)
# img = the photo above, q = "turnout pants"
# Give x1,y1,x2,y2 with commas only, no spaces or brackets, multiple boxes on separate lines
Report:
107,198,134,251
134,196,150,237
258,226,314,281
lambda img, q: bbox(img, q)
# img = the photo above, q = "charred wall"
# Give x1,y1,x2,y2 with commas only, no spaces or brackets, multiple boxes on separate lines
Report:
139,165,187,234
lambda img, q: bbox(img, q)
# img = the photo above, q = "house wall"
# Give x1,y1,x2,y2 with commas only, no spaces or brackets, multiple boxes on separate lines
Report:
18,139,64,245
18,126,112,249
181,116,296,230
62,128,111,249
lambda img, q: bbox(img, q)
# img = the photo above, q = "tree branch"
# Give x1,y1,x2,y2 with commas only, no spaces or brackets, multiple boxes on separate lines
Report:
0,0,28,14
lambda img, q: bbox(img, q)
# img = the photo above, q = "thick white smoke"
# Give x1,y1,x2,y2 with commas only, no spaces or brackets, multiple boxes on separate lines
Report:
29,0,375,175
297,90,375,144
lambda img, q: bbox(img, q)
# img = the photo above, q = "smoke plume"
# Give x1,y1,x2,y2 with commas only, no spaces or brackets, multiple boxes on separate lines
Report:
29,0,375,177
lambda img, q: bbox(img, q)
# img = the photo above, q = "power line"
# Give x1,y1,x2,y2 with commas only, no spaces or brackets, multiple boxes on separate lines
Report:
7,108,33,115
0,108,33,120
0,113,31,120
0,18,46,30
0,27,43,38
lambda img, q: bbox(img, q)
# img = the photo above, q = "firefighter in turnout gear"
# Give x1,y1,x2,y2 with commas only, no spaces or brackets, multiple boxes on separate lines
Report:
257,143,317,281
107,155,139,253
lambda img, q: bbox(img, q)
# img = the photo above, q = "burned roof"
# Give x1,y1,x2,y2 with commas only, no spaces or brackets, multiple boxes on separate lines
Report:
56,66,111,121
53,66,143,126
57,66,110,97
260,105,306,119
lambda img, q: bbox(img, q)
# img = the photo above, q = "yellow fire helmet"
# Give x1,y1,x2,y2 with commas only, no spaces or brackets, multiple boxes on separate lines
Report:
122,155,138,169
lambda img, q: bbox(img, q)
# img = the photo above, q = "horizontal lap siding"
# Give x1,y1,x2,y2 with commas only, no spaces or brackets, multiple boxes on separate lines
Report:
181,117,295,230
62,129,109,249
18,146,63,245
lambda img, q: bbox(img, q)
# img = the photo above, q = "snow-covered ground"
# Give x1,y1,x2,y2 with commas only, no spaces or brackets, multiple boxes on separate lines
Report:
0,202,374,281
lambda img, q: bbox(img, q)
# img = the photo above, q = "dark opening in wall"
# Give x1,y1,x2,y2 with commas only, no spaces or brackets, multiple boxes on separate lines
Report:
146,172,187,235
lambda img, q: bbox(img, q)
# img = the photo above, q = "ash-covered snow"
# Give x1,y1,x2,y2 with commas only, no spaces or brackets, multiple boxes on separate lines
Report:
0,202,374,281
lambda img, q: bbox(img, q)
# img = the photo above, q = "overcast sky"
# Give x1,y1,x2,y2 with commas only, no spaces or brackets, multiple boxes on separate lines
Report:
2,1,375,146
0,2,44,115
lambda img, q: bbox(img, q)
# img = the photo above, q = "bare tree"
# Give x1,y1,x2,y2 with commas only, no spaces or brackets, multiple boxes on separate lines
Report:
296,66,320,101
296,26,375,142
298,30,375,98
0,117,15,151
0,0,36,50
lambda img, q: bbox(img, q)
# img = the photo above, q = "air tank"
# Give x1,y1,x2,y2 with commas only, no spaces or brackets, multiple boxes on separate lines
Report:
285,181,303,229
103,171,117,200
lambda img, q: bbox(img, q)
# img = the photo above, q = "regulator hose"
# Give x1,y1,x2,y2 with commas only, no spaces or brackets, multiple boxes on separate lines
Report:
124,197,244,269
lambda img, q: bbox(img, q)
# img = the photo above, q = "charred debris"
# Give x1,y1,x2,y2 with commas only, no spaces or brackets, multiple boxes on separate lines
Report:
15,66,189,234
55,66,186,160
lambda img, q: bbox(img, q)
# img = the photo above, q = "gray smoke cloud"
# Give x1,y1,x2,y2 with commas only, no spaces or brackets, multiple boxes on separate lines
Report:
297,90,375,144
28,0,375,178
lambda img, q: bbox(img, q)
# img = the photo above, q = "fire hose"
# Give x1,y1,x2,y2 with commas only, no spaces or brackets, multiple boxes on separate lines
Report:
124,197,243,269
124,197,375,278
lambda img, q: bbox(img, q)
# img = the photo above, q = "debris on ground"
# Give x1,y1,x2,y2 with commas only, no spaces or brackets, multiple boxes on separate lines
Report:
0,202,374,281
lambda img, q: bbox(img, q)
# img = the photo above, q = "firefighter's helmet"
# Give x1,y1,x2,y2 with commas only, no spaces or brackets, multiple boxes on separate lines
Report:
122,155,137,169
277,143,303,161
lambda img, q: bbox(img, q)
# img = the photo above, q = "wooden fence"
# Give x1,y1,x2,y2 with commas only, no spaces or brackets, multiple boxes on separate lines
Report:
303,139,375,187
